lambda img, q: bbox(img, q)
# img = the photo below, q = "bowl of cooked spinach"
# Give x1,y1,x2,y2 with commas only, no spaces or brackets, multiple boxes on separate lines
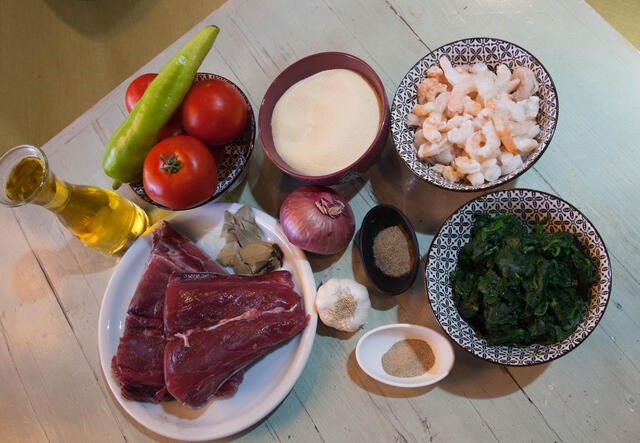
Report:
425,189,611,366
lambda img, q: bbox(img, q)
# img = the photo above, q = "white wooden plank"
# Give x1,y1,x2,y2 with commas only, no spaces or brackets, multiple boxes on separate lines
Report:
0,209,126,442
0,320,49,443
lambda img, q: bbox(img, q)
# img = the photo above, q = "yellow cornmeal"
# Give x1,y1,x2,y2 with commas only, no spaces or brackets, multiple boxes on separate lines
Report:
271,69,381,176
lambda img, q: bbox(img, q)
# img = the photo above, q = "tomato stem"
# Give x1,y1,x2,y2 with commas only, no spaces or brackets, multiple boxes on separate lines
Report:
160,153,181,174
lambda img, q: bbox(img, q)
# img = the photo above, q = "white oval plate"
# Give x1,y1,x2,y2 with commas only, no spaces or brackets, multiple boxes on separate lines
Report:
355,324,454,388
98,203,317,441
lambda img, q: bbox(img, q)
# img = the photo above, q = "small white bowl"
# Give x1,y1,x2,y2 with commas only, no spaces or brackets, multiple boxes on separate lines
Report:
355,324,454,388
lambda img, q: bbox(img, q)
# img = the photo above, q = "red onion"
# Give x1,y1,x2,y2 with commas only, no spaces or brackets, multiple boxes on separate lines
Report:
279,186,355,255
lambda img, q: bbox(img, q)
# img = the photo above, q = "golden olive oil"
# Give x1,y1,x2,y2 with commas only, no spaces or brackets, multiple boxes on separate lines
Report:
5,156,148,255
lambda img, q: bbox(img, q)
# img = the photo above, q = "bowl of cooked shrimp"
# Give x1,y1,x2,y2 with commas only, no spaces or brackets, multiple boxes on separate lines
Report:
391,38,558,191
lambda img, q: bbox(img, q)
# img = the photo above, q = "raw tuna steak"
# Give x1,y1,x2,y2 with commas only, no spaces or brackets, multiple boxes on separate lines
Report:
164,271,308,408
111,221,227,402
164,271,299,335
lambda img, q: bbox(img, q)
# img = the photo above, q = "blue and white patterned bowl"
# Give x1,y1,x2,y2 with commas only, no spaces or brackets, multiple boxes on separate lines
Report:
425,189,611,366
391,38,558,191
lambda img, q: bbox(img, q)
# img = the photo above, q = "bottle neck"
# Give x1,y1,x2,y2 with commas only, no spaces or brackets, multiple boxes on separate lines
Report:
31,170,72,212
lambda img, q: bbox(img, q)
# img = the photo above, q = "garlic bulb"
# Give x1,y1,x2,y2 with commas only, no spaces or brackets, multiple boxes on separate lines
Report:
315,278,370,332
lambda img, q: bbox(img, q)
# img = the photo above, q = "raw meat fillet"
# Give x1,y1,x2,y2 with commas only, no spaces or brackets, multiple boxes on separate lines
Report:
164,271,308,408
111,221,229,402
111,314,171,402
164,271,299,335
128,222,226,319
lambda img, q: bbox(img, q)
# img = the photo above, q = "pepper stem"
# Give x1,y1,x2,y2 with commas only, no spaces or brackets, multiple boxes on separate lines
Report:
315,196,345,218
160,153,181,174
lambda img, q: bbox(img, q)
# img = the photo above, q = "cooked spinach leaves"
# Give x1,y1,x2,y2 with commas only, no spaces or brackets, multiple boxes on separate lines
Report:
451,213,598,347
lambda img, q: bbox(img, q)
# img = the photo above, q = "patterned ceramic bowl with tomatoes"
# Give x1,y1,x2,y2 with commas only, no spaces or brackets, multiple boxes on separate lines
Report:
130,73,255,210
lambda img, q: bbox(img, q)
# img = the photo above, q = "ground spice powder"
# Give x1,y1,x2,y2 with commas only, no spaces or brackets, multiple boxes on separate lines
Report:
372,225,413,277
381,339,435,377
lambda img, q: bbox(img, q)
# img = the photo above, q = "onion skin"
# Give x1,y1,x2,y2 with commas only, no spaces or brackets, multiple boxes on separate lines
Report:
279,186,355,255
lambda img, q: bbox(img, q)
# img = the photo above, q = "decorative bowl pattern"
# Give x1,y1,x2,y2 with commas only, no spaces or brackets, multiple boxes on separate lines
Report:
425,189,611,366
130,73,255,209
391,38,558,192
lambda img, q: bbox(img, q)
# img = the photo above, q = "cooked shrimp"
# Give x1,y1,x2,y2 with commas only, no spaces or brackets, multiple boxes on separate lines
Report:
409,56,540,185
434,164,462,182
413,129,427,149
464,131,487,163
500,152,523,175
463,97,483,116
470,62,488,73
512,66,538,101
480,120,501,153
448,79,478,114
439,56,469,85
454,156,481,174
481,158,501,182
426,112,447,131
467,171,485,186
419,142,443,158
523,96,540,119
484,164,501,181
494,91,527,122
426,65,446,84
493,112,518,155
445,115,470,131
448,120,475,146
433,91,451,114
495,64,520,94
426,65,444,77
514,137,537,154
527,124,541,139
508,119,537,137
412,102,434,117
418,77,448,103
434,145,455,165
422,120,441,143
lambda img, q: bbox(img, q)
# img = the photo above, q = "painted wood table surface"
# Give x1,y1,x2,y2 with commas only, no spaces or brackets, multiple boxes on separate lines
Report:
2,0,639,442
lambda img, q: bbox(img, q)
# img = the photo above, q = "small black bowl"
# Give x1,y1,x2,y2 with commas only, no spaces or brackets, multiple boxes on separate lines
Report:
358,204,420,295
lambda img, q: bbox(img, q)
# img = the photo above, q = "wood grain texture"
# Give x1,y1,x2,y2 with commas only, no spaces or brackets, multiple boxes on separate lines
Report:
1,0,638,442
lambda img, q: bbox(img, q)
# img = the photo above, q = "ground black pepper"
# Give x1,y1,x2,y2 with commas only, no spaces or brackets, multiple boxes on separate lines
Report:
372,225,413,277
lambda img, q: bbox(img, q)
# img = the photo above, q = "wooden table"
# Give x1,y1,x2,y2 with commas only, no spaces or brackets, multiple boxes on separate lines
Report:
2,0,639,441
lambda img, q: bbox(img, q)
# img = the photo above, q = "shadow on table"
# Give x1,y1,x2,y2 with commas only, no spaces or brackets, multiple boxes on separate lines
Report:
43,0,156,41
346,349,434,398
368,142,517,236
437,348,548,399
11,238,117,303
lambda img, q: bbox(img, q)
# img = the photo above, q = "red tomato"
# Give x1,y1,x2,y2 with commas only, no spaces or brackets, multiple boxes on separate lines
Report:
125,73,185,141
181,79,249,145
157,113,184,140
125,73,157,112
143,136,218,210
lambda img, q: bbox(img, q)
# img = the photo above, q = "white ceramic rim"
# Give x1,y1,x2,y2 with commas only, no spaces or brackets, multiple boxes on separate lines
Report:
355,323,455,388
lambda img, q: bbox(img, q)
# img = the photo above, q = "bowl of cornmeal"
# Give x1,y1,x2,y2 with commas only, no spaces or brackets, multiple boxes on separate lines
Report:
259,52,390,185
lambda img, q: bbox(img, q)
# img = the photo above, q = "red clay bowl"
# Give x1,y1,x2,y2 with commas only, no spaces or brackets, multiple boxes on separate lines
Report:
258,52,390,185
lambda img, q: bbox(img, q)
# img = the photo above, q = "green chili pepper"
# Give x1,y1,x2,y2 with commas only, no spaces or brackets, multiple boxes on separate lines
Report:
102,25,220,189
